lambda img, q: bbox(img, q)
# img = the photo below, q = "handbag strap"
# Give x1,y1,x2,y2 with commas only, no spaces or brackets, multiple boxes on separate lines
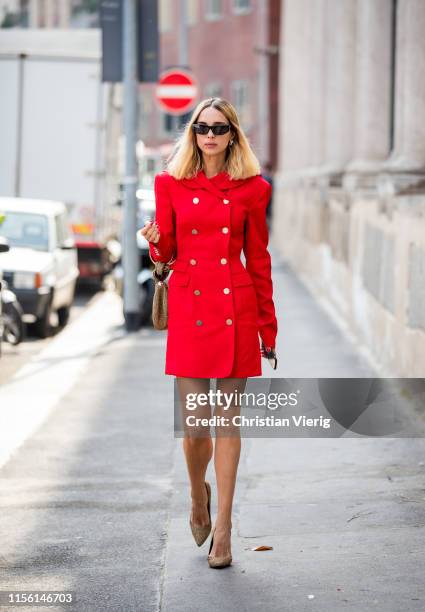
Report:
149,248,176,282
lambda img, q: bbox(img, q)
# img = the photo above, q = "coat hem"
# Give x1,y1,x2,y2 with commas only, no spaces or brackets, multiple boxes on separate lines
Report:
164,368,263,378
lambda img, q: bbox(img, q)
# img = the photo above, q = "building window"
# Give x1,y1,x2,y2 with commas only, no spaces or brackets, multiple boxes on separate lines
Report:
159,0,172,32
205,0,222,21
230,79,251,129
186,0,198,25
232,0,251,15
204,82,223,98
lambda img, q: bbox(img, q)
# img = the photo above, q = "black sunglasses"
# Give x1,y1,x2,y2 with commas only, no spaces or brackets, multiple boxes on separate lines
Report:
192,123,231,136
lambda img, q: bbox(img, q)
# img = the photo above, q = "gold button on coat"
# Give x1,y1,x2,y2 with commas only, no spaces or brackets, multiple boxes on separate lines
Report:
220,258,227,264
223,288,230,294
193,197,199,204
191,229,198,234
222,227,229,233
194,289,201,295
226,319,233,325
196,320,203,326
190,259,197,265
223,199,229,204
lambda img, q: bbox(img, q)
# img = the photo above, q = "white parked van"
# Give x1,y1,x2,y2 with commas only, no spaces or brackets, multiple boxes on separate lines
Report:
0,197,79,337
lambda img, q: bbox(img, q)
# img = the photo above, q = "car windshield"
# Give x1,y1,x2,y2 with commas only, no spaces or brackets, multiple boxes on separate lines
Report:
0,211,49,251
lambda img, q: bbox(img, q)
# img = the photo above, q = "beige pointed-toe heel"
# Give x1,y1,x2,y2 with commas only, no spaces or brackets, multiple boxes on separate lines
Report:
190,481,212,547
207,524,232,569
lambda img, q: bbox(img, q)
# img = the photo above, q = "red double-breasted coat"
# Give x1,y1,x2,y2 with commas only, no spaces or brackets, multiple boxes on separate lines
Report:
149,168,278,378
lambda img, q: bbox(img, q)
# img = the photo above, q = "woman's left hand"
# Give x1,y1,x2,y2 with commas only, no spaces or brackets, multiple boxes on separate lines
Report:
261,342,277,370
261,343,277,369
260,343,276,358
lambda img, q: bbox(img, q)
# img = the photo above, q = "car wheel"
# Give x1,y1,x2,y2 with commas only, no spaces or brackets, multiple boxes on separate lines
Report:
3,300,25,345
34,296,53,338
57,305,70,327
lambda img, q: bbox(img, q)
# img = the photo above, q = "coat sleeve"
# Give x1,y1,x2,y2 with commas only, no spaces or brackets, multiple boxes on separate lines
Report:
243,179,278,349
149,173,177,263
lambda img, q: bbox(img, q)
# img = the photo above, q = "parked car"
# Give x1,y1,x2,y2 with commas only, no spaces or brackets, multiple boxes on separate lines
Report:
0,198,79,338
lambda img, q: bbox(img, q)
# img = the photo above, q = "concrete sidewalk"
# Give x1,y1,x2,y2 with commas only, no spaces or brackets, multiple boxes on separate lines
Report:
160,249,425,612
0,249,424,611
271,253,377,378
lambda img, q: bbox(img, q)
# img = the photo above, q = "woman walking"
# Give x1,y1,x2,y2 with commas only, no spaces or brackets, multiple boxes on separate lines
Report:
140,97,278,569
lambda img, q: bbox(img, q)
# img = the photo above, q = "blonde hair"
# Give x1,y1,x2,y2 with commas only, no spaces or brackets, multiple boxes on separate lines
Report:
165,97,261,180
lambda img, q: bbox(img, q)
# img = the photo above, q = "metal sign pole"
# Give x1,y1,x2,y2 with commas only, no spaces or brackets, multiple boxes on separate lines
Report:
122,0,140,331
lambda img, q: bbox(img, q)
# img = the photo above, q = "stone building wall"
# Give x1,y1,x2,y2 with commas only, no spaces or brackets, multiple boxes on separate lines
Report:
273,0,425,376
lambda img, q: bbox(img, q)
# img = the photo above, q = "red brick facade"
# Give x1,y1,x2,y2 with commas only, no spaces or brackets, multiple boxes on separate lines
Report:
139,0,280,170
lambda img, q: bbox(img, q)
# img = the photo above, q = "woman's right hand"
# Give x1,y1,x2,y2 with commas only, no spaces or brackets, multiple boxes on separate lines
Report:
140,220,160,244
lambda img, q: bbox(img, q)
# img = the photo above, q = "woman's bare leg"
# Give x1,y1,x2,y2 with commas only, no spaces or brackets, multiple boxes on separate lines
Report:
210,377,247,558
176,376,213,527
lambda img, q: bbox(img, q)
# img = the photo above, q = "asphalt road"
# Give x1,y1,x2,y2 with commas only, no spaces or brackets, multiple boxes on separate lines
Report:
0,282,101,385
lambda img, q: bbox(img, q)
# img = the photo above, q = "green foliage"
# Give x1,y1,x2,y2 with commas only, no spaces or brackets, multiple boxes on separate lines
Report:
74,0,99,14
1,11,19,28
1,6,28,28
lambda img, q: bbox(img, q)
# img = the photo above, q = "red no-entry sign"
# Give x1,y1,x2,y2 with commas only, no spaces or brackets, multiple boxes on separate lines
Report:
156,69,198,115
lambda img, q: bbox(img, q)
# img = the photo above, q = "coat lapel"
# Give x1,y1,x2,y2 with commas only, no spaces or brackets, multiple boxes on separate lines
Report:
181,170,255,199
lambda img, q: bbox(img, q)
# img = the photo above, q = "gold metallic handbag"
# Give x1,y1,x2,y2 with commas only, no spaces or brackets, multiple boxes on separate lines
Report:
149,250,176,330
